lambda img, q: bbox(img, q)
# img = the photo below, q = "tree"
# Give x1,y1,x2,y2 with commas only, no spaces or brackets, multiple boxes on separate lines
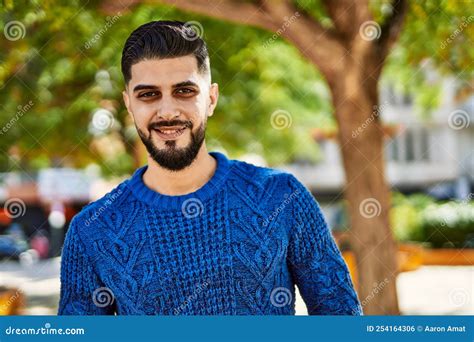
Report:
0,1,329,173
1,0,472,314
103,0,406,315
101,0,474,314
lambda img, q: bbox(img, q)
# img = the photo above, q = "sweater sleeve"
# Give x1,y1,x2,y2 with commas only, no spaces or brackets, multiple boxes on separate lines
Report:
287,175,363,315
58,217,115,315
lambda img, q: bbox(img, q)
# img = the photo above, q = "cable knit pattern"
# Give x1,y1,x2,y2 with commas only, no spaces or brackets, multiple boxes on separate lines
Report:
58,152,362,315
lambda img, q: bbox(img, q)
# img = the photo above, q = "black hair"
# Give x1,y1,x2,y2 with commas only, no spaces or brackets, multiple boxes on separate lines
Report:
121,20,209,84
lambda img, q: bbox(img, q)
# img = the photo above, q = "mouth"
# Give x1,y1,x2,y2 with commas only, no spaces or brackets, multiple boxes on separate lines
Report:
152,126,187,140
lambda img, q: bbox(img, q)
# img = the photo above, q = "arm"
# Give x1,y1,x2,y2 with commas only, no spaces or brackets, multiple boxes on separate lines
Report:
58,217,115,315
287,175,362,315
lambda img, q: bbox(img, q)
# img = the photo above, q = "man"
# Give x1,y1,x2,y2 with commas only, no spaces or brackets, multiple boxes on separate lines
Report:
58,20,362,315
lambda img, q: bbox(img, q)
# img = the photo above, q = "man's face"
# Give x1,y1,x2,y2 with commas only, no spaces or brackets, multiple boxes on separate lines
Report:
123,55,218,171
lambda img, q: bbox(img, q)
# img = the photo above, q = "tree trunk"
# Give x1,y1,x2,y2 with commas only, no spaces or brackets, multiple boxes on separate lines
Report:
329,59,400,314
102,0,407,315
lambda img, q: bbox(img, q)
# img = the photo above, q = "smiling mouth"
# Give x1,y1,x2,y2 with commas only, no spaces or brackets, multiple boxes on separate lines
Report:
153,126,187,140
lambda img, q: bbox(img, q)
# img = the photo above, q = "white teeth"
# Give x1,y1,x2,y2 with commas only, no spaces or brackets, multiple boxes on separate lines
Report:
158,129,182,135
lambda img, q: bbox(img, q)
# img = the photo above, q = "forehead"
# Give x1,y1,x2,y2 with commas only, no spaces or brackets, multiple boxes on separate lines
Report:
129,55,202,88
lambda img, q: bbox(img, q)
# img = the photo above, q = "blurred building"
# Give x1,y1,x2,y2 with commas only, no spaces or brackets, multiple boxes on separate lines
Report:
282,78,473,197
280,73,473,229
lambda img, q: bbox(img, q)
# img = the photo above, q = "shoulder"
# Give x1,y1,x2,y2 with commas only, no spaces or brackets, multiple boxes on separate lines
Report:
229,158,292,186
229,158,320,213
230,157,311,191
69,180,132,237
227,157,310,202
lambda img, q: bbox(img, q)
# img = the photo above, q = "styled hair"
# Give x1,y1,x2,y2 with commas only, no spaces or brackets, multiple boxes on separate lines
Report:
121,20,209,84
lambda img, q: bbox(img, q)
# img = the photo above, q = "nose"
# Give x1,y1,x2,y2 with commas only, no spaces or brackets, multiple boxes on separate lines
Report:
156,95,180,120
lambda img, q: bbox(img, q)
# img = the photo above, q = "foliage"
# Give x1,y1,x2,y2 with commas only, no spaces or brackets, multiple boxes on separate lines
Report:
391,192,474,248
421,202,474,248
390,192,435,242
0,0,472,176
383,0,474,118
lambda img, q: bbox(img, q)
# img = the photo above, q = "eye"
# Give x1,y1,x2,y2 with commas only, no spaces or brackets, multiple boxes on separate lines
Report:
175,88,196,96
138,91,159,98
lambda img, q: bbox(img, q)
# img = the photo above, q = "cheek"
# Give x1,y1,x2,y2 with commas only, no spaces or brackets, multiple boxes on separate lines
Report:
130,102,155,127
187,97,208,121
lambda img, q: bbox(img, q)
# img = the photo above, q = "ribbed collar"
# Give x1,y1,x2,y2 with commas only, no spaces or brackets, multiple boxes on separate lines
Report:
127,152,231,210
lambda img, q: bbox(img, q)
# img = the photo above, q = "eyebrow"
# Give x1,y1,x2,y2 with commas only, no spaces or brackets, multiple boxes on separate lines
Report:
133,80,199,93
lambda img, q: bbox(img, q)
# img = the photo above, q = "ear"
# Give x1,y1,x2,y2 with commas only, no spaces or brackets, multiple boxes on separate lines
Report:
207,83,219,117
122,90,134,122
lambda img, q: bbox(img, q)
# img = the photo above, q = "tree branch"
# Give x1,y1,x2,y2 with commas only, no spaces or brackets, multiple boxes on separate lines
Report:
101,0,345,81
322,0,370,42
101,0,143,14
378,0,408,59
259,0,344,81
101,0,277,30
157,0,279,31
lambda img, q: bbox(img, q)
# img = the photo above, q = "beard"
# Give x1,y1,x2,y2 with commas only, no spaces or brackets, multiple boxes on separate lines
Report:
137,119,206,171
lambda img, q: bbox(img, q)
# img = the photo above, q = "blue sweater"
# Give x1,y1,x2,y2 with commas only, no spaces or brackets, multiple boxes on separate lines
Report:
58,152,362,315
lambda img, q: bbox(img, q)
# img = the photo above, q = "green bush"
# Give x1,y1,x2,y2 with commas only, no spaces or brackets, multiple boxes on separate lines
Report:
390,192,434,242
390,204,422,242
390,193,474,248
420,202,474,248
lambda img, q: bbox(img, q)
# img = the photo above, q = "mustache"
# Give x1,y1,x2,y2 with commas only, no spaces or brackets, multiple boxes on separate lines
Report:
148,120,193,131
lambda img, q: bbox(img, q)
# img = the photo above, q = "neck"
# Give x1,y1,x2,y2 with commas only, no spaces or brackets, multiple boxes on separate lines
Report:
142,143,217,196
